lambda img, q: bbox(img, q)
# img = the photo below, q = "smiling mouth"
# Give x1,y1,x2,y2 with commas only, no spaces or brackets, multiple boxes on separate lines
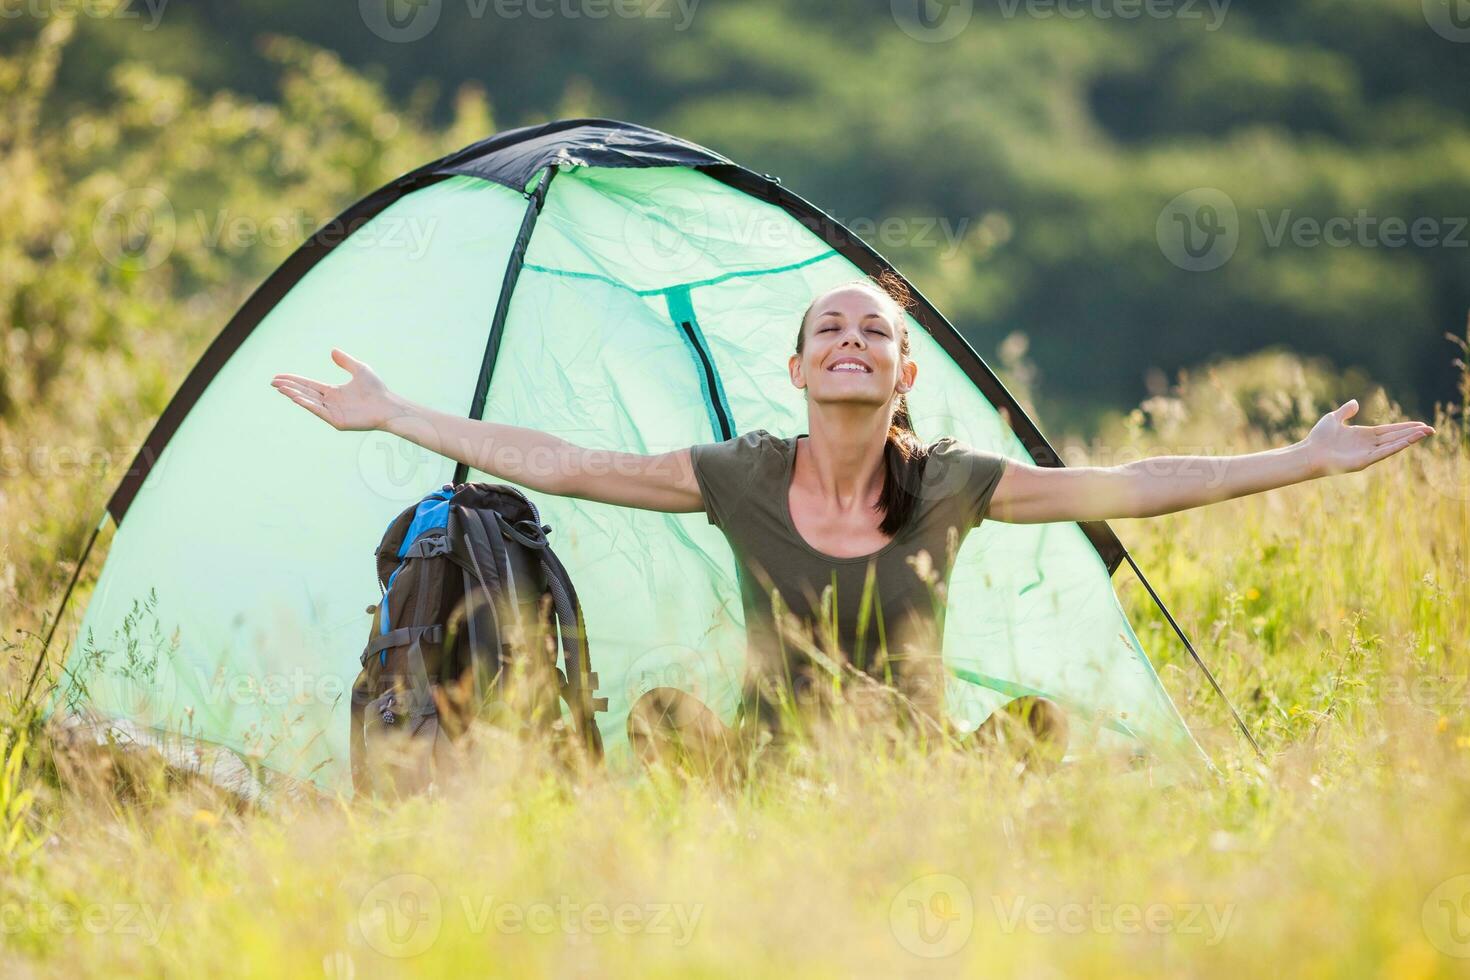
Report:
827,362,872,374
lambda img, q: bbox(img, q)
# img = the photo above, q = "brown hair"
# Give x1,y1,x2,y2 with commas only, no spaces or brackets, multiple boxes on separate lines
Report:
795,269,929,537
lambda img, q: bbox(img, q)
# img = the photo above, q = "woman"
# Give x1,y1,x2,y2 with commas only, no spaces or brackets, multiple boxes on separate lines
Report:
271,274,1433,769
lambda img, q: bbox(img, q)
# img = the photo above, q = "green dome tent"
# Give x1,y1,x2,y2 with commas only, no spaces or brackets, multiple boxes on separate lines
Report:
38,119,1246,795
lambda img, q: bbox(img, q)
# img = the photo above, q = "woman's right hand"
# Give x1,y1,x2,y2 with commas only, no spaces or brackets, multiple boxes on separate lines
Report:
271,348,397,432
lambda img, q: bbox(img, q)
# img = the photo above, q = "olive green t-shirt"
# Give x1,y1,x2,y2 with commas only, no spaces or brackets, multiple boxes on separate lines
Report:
690,429,1008,721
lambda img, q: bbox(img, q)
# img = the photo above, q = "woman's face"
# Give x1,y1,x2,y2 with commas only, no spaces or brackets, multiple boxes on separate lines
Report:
791,285,916,411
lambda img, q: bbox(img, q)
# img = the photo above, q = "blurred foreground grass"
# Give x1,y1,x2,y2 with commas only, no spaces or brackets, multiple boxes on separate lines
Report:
0,343,1464,978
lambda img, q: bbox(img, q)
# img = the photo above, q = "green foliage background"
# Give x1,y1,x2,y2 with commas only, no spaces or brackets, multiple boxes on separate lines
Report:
7,0,1468,429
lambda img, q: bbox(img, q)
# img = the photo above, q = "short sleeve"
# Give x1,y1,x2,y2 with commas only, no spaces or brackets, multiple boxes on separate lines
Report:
688,429,774,527
926,438,1009,526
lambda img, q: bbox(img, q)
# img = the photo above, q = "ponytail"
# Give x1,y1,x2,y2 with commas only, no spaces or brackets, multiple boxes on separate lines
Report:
878,391,929,536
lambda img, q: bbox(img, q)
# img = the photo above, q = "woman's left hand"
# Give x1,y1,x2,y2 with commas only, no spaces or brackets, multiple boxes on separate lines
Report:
1303,399,1435,477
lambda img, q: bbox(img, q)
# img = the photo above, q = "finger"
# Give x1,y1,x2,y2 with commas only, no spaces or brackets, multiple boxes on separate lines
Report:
273,380,325,403
283,390,333,424
275,384,331,418
273,383,324,409
331,348,366,377
1366,421,1429,438
272,374,328,396
1368,431,1428,462
1333,398,1360,422
1371,424,1436,446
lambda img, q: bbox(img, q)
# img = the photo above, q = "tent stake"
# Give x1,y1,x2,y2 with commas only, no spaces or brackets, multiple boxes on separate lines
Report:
1123,551,1265,761
21,513,106,706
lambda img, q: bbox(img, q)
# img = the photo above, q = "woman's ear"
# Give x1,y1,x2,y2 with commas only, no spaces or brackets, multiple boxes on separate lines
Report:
896,357,918,394
789,351,806,391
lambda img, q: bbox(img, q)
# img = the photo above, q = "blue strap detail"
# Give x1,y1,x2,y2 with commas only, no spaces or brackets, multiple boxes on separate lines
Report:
379,487,455,641
380,565,403,635
398,488,454,558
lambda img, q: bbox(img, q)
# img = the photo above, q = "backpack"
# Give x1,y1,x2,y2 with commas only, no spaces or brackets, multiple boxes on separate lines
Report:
349,482,607,798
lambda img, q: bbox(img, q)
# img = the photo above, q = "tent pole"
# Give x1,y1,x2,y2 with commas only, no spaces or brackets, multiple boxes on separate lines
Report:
454,166,557,486
21,513,107,706
1123,551,1265,761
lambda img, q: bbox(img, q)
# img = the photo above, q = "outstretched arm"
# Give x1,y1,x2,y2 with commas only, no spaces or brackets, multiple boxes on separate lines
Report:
271,349,704,513
987,399,1434,524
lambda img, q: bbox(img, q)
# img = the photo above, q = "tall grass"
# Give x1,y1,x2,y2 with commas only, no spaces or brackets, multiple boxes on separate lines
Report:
0,338,1461,977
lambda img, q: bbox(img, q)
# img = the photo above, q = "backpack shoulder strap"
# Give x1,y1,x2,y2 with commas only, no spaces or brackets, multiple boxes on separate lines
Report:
537,544,608,753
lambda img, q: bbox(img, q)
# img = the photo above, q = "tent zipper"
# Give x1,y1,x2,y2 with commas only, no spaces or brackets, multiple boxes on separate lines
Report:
677,319,733,441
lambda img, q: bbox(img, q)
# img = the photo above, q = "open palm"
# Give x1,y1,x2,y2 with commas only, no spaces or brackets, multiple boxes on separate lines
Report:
270,349,394,431
1304,399,1434,476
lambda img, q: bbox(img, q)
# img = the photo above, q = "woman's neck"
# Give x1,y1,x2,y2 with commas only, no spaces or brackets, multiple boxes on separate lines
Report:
798,408,890,510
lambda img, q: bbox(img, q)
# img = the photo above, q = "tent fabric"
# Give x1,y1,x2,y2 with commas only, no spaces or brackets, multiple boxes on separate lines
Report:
60,121,1206,792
